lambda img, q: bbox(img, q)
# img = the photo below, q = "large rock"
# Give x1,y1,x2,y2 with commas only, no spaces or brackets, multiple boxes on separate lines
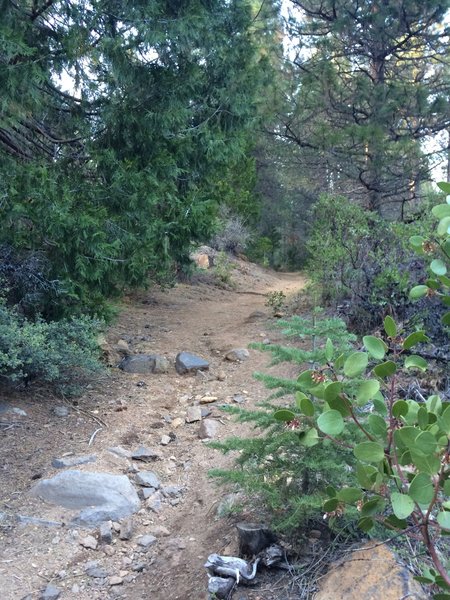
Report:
175,352,209,375
119,354,156,374
119,353,170,374
30,470,140,526
315,543,428,600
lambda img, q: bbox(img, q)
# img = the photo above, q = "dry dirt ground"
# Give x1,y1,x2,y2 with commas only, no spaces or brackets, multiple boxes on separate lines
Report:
0,259,307,600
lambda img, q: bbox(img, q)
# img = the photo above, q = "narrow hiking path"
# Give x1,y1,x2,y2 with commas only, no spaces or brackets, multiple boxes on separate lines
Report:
0,260,307,600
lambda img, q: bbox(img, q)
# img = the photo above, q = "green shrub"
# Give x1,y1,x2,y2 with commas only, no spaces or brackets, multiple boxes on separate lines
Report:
307,195,433,332
0,302,104,395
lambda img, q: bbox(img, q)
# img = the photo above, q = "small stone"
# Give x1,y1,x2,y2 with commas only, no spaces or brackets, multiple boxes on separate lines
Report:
108,446,132,459
41,584,61,600
160,435,171,446
10,407,27,416
225,348,250,362
148,525,170,537
142,488,156,499
85,561,109,578
135,471,160,489
200,395,218,404
99,521,113,544
171,417,184,429
53,406,69,417
152,355,170,374
232,394,246,404
104,545,115,556
116,339,130,353
208,576,235,599
52,454,96,469
198,419,220,439
146,492,163,513
137,535,157,549
200,407,211,418
71,584,80,594
109,576,123,586
119,517,134,541
161,485,183,499
185,406,202,423
131,561,146,572
131,446,160,462
175,352,209,375
80,535,98,550
217,371,226,381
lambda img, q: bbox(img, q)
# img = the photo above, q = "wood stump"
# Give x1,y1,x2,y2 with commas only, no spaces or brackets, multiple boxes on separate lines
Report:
236,522,276,557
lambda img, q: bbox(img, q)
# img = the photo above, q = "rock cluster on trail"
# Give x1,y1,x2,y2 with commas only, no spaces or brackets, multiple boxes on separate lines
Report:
30,470,140,526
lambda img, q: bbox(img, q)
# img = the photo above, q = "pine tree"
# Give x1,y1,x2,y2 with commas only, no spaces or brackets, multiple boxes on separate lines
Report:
0,0,277,317
210,314,359,532
279,0,450,219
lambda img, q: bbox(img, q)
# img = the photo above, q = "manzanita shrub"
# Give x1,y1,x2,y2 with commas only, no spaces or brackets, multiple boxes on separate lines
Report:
274,185,450,595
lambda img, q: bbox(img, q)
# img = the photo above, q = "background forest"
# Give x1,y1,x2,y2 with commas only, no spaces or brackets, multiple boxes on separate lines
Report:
1,2,450,594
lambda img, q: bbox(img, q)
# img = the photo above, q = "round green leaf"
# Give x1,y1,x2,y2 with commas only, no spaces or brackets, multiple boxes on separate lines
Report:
325,338,334,361
297,370,315,389
324,381,342,403
358,516,374,532
373,360,397,378
317,410,344,435
391,492,415,519
402,331,429,350
395,426,419,448
298,428,319,447
410,451,441,475
404,355,428,371
299,397,315,417
410,235,425,249
368,414,387,439
437,181,450,194
430,259,447,276
356,379,380,405
409,285,429,300
432,203,450,219
273,409,296,423
438,512,450,531
437,216,450,237
344,352,369,377
384,315,397,337
295,392,308,407
337,487,363,504
426,395,442,415
392,400,408,418
361,496,385,516
323,498,339,512
409,473,434,504
363,336,386,359
414,431,438,456
438,405,450,435
354,441,385,463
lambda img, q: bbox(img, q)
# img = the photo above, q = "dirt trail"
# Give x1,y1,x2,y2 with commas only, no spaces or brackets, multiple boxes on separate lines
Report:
0,260,306,600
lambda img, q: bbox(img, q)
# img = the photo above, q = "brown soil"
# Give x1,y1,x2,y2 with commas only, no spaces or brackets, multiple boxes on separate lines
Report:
0,259,306,600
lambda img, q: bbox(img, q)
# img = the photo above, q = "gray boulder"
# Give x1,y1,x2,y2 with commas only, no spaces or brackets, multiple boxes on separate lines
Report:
175,352,209,374
119,354,170,374
119,354,156,374
30,470,140,526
